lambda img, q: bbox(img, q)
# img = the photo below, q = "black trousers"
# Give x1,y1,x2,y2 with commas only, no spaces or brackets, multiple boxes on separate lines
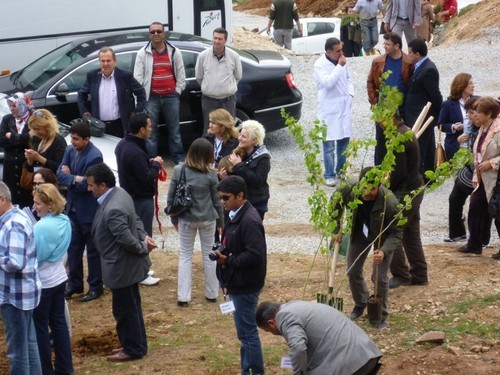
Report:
466,183,500,251
111,283,147,358
390,192,428,283
448,178,492,243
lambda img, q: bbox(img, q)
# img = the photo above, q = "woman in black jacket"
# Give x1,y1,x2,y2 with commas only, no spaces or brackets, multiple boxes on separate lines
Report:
202,108,239,170
225,120,271,220
0,92,34,207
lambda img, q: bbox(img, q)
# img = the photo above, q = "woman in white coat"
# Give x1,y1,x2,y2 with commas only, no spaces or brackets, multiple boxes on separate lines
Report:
313,37,354,187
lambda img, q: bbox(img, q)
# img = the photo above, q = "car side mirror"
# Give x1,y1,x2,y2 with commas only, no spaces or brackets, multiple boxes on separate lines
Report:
55,83,70,97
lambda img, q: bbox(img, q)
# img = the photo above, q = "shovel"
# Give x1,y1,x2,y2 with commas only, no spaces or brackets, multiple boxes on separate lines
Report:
367,264,382,328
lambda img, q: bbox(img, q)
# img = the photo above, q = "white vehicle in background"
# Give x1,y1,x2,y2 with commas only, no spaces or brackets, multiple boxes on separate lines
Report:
0,0,233,74
262,17,341,54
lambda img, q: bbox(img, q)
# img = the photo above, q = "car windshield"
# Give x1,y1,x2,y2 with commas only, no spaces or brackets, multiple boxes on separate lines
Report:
13,42,89,91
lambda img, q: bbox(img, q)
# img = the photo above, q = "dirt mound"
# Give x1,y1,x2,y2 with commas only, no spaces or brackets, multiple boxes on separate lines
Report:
235,0,353,17
236,0,500,44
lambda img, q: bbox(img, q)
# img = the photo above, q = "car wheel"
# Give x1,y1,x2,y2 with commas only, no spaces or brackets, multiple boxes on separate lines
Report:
235,108,249,129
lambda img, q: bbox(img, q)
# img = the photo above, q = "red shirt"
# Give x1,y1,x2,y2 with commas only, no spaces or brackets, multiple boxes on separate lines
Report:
151,49,176,95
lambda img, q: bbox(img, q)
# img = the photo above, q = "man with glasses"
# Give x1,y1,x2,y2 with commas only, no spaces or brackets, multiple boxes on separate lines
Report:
313,37,354,187
195,27,242,133
214,176,266,375
367,32,413,164
0,181,42,374
134,22,186,162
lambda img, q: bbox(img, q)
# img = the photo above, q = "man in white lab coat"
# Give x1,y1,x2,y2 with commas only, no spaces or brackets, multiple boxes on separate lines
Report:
313,37,354,187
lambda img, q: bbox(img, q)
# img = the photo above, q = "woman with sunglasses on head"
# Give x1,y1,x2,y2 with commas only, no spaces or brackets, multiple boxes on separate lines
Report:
202,108,239,170
167,138,224,307
0,92,35,207
25,109,67,174
32,183,74,375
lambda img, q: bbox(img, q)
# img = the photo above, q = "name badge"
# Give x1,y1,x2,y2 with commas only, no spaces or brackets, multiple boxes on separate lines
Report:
363,224,369,237
220,300,235,314
281,356,293,368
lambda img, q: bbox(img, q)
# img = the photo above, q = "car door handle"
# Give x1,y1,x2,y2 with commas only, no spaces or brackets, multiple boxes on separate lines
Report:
189,90,202,94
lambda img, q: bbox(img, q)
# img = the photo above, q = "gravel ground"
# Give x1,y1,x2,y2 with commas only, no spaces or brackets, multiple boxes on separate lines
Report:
158,12,500,254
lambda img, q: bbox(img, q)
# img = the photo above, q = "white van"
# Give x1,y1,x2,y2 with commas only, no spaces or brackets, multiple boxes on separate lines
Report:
0,0,232,73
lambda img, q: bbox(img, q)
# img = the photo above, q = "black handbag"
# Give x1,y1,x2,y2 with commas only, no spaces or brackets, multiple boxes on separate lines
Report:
165,165,193,216
82,114,106,137
488,170,500,219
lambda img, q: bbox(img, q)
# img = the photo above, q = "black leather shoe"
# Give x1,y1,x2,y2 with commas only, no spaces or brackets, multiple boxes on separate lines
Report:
409,278,429,286
444,235,467,243
65,287,83,299
492,252,500,260
457,245,482,255
79,290,103,302
205,297,217,303
177,301,189,307
349,305,365,321
388,277,410,289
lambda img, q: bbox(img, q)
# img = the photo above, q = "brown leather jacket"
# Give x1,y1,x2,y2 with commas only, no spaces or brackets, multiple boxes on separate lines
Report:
367,53,413,105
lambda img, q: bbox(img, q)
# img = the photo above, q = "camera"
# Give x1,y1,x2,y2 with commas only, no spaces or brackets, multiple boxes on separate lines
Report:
208,242,228,261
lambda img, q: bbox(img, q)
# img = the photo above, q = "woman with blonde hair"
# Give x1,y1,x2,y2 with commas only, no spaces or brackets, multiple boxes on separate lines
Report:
203,108,239,168
226,120,271,219
166,138,224,307
25,108,67,174
32,183,74,375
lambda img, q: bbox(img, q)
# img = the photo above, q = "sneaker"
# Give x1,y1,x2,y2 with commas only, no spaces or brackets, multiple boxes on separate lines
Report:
350,305,365,321
148,270,155,277
325,178,337,187
388,277,410,289
444,235,467,243
140,275,160,286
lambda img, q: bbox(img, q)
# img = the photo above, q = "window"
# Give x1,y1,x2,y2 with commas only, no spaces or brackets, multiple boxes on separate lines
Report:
181,51,198,79
308,22,335,37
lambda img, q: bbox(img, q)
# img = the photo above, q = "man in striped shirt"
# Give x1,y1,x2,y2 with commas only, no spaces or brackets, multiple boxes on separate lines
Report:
134,22,186,163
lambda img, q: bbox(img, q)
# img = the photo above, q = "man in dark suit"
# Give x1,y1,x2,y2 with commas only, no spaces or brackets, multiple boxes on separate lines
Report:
404,38,442,178
57,120,103,302
86,163,157,362
77,47,146,138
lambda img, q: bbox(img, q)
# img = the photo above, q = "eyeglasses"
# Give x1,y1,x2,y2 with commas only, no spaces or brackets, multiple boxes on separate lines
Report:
150,30,163,35
220,194,231,201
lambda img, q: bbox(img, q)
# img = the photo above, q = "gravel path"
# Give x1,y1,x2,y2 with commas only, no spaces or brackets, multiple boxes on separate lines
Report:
158,12,500,254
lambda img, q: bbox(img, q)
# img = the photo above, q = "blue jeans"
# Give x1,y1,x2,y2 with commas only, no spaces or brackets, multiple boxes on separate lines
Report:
67,211,103,294
146,93,185,163
230,291,264,375
33,282,73,375
360,18,379,52
133,197,154,236
1,304,42,375
323,137,350,179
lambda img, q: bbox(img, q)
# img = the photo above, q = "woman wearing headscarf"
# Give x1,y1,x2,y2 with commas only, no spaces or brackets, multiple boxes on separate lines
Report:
0,92,34,207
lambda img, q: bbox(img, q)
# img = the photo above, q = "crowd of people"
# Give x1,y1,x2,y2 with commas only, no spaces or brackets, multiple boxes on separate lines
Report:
0,3,498,374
